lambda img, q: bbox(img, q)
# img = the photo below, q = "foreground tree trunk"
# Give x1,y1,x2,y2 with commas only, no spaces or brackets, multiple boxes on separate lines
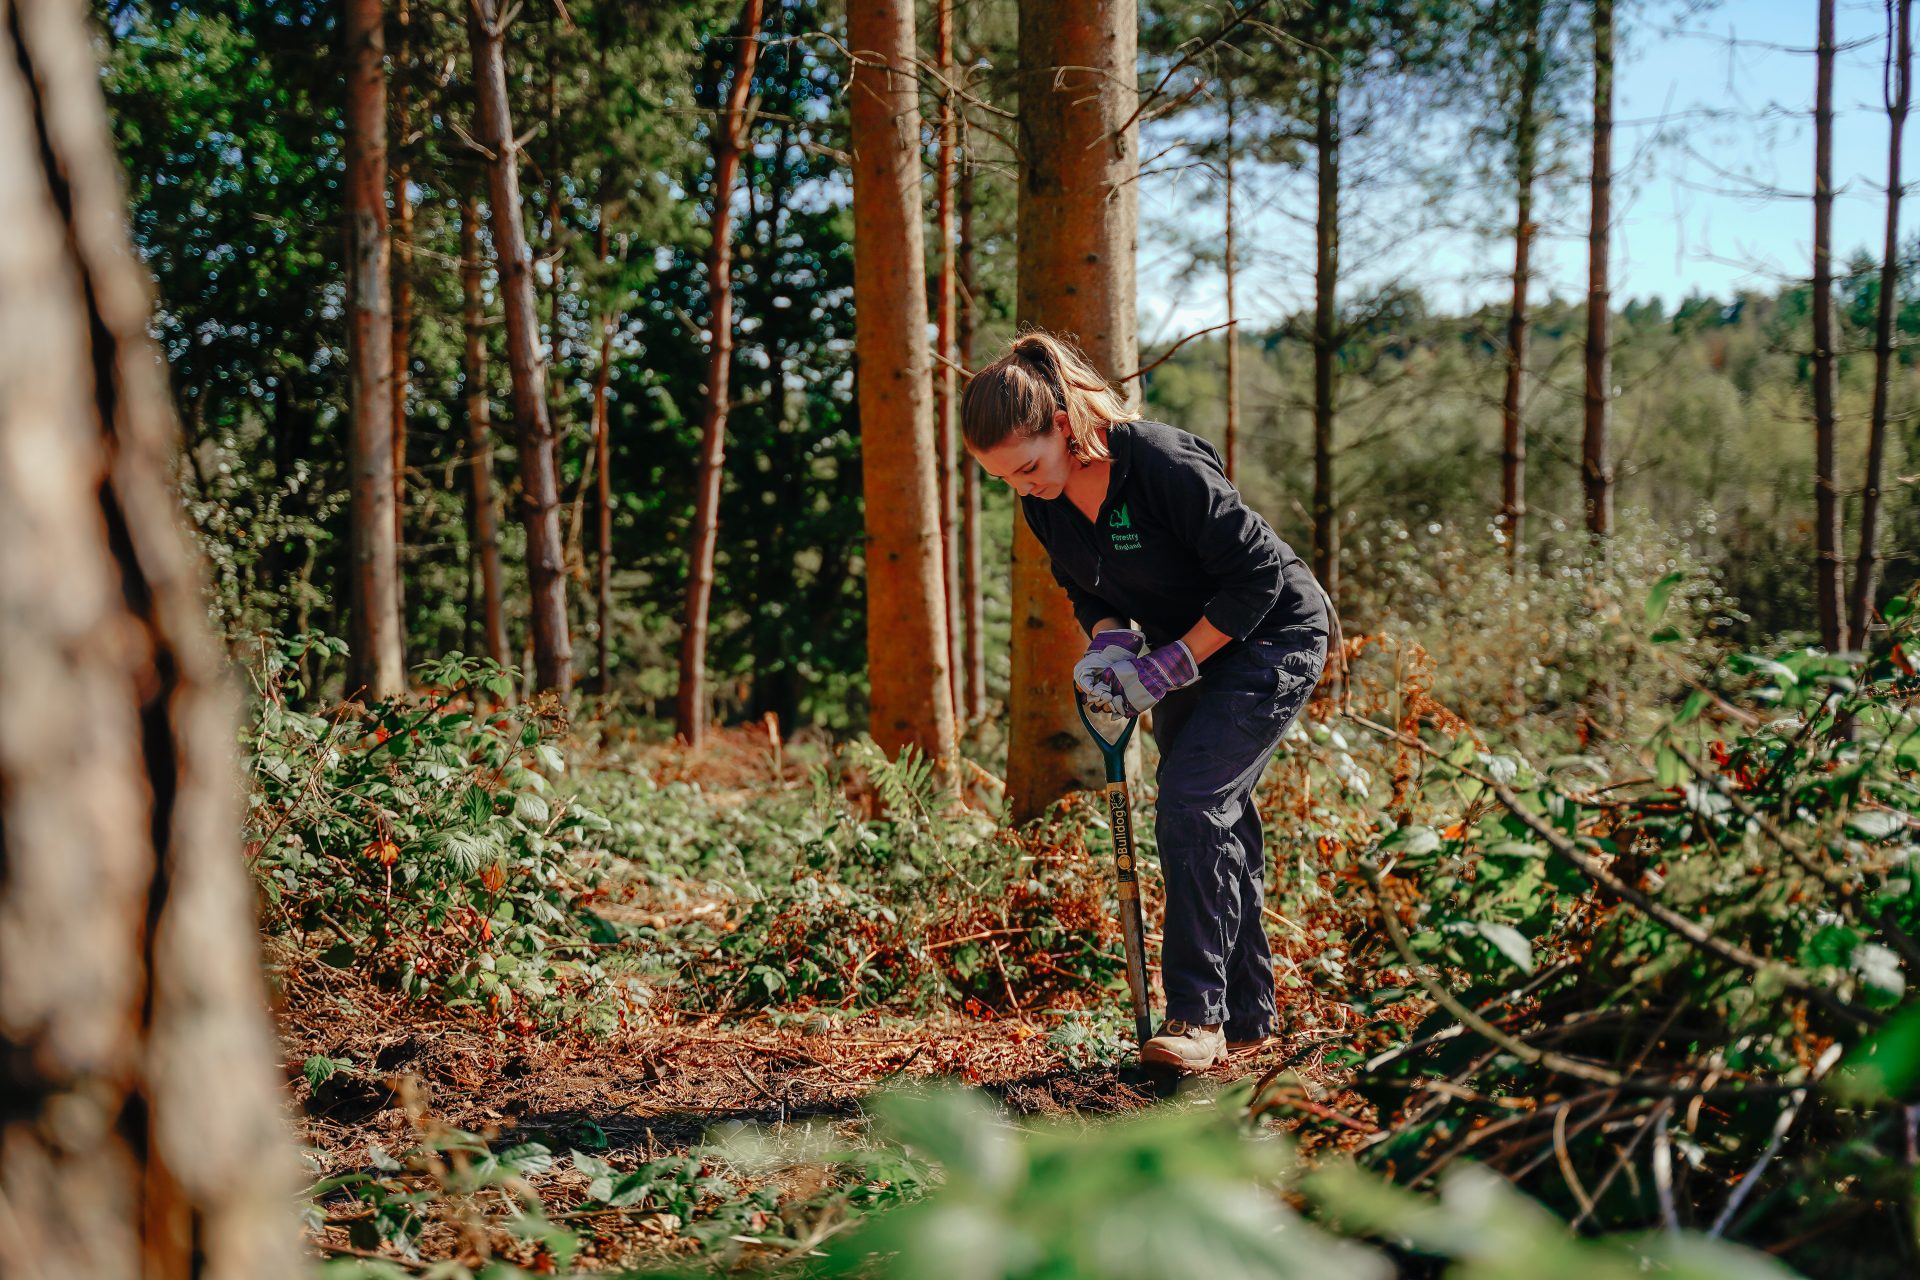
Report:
849,0,959,777
468,0,572,692
1849,0,1911,644
677,0,765,745
958,144,986,726
0,1,301,1270
345,0,403,697
461,190,511,668
1012,0,1138,818
1500,1,1543,567
391,0,413,647
1583,0,1615,537
1812,0,1846,652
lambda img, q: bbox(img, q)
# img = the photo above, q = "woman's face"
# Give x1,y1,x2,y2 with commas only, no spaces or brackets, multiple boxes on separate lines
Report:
970,411,1073,500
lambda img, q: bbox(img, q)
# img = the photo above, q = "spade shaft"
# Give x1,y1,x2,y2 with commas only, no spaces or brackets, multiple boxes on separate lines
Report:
1076,693,1153,1049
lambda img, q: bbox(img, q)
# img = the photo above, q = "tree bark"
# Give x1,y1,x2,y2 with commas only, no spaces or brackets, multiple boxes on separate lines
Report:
958,138,986,727
850,0,959,778
391,0,412,648
676,0,765,745
345,0,403,698
1311,43,1341,606
934,0,963,724
592,224,616,692
1011,0,1137,819
0,1,303,1271
1583,0,1615,538
1849,0,1911,645
1224,91,1239,485
1812,0,1846,652
1501,2,1542,568
461,190,511,669
468,0,573,693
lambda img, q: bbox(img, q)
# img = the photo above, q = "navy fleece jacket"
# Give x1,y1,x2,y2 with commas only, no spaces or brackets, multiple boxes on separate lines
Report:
1018,420,1326,654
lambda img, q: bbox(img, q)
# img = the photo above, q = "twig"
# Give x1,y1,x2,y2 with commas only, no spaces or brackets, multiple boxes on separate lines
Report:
1120,320,1236,382
1653,1103,1679,1234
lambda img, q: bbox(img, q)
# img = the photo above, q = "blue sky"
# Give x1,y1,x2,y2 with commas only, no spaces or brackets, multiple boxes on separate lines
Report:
1137,0,1910,337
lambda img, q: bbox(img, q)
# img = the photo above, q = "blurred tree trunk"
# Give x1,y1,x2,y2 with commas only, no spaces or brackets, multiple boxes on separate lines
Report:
1583,0,1615,538
1500,0,1542,568
391,0,412,649
1311,35,1341,606
850,0,959,779
677,0,764,746
345,0,403,698
1224,92,1239,485
1010,0,1137,818
592,223,617,692
468,0,573,693
461,190,511,669
1849,0,1911,645
0,0,301,1271
958,140,986,727
1812,0,1846,652
934,0,963,722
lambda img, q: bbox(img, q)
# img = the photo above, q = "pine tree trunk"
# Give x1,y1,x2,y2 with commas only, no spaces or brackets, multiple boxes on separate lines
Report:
1311,50,1341,606
677,0,765,746
958,144,986,726
1224,92,1239,485
391,0,412,649
850,0,959,777
461,191,511,669
345,0,403,698
468,0,573,693
1849,0,1911,644
1011,0,1137,819
0,2,302,1270
934,0,963,724
1583,0,1615,538
1812,0,1846,652
593,283,615,691
1501,5,1542,568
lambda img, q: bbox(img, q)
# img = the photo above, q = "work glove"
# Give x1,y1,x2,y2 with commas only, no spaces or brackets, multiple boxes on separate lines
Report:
1086,640,1199,718
1073,626,1146,698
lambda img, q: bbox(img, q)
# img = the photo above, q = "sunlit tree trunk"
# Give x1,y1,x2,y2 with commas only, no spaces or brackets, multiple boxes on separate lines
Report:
1583,0,1615,538
1223,92,1239,485
1011,0,1137,818
677,0,765,745
1850,0,1911,644
345,0,403,697
460,192,511,669
468,0,572,692
1311,43,1341,606
1500,1,1542,568
1812,0,1846,652
850,0,959,777
391,0,413,649
958,143,986,726
0,1,302,1270
934,0,963,722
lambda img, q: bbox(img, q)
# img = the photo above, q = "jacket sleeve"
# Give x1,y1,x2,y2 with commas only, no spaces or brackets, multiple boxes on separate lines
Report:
1143,434,1288,640
1021,498,1129,638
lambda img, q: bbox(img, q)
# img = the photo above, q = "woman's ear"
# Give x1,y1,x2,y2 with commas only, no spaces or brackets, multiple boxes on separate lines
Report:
1053,409,1070,432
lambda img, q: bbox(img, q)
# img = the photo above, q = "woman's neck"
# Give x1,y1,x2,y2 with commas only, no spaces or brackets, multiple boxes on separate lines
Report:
1064,422,1113,514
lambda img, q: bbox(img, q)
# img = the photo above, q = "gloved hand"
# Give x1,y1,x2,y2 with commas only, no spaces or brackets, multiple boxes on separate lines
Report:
1087,640,1199,718
1073,626,1146,697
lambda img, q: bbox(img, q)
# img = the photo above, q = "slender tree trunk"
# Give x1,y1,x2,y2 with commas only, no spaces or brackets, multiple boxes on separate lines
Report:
1813,0,1846,651
1850,0,1911,644
468,0,572,693
677,0,765,745
1583,0,1615,537
1224,92,1239,484
934,0,963,723
461,192,511,669
592,224,616,692
0,1,302,1269
391,0,412,648
850,0,959,778
1311,49,1341,606
958,142,986,726
345,0,403,698
1501,3,1542,568
1012,0,1138,818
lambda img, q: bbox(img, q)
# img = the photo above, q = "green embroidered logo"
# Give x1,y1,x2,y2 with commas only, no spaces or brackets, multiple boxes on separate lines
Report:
1108,503,1142,552
1108,504,1131,530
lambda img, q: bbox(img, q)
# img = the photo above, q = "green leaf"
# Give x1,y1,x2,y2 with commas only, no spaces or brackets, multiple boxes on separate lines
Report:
1646,570,1686,625
1834,1004,1920,1101
514,793,550,826
1675,688,1710,726
1655,744,1686,788
1885,595,1912,624
303,1054,351,1091
1472,921,1534,974
1848,810,1907,841
1650,625,1684,645
1380,825,1441,856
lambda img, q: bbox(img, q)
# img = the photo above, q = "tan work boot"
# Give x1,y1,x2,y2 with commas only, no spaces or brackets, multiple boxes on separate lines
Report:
1141,1020,1226,1071
1226,1033,1272,1054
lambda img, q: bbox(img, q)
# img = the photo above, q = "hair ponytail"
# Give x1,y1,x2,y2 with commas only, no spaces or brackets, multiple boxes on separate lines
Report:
960,330,1139,458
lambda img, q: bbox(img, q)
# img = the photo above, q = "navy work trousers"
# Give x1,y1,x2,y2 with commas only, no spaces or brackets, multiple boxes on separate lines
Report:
1149,625,1326,1038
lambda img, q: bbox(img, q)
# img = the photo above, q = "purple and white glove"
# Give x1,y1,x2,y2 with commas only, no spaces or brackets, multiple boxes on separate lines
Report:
1087,641,1199,718
1073,626,1146,698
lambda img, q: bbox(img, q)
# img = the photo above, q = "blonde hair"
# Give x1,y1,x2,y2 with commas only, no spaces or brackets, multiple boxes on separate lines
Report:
960,330,1138,462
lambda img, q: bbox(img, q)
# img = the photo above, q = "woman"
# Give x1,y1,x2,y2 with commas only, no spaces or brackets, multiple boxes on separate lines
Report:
961,331,1330,1072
